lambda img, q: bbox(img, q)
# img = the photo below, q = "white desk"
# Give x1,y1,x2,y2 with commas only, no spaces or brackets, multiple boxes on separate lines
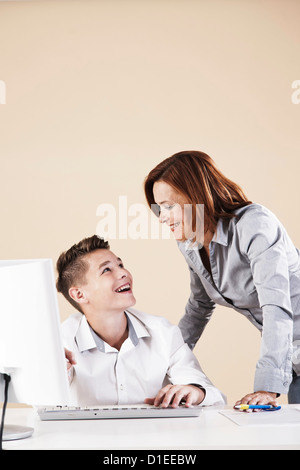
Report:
3,405,300,451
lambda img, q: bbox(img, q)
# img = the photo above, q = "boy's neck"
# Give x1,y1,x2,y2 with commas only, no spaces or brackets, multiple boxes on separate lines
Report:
84,309,128,351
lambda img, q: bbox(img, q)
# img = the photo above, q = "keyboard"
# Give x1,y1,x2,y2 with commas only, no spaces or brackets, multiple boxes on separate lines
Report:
37,404,202,421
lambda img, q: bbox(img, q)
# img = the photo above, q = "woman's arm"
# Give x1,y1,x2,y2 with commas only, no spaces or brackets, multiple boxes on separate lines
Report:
178,266,216,349
238,208,294,399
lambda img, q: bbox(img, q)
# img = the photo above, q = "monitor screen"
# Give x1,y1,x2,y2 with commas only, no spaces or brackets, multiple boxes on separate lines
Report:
0,258,70,406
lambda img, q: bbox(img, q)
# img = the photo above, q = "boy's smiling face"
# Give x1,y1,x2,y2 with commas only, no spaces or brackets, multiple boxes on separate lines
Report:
69,249,136,315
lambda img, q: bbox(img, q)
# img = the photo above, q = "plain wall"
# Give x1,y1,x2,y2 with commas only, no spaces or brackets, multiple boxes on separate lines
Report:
1,0,300,405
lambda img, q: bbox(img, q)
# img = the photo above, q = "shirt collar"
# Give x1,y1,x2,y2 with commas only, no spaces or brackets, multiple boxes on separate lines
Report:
75,310,150,353
75,314,96,352
177,217,229,254
212,218,229,246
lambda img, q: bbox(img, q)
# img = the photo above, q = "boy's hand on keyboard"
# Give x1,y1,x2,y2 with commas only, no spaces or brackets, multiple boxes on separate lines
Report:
144,384,205,408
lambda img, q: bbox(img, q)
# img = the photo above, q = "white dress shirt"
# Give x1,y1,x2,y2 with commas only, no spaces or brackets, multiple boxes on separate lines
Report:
61,307,226,407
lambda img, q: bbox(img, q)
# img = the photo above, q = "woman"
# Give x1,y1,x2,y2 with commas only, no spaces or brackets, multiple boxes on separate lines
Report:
144,150,300,406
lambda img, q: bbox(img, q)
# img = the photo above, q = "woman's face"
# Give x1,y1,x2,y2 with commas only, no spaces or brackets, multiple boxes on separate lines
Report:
153,181,189,241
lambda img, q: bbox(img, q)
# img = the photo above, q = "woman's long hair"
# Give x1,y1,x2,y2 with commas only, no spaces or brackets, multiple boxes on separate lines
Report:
144,150,252,233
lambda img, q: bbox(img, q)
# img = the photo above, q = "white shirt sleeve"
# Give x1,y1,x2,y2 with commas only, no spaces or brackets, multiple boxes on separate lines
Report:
166,323,226,406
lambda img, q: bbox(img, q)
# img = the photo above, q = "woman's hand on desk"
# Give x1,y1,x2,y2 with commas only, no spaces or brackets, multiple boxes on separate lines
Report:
235,391,279,411
144,384,205,408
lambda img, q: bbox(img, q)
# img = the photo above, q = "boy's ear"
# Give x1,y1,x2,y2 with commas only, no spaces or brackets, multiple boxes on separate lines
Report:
68,287,88,305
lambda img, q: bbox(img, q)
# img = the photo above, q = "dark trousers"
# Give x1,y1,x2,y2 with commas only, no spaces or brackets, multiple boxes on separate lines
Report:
288,371,300,404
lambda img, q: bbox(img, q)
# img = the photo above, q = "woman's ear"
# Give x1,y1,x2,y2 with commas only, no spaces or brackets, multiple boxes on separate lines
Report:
68,287,88,305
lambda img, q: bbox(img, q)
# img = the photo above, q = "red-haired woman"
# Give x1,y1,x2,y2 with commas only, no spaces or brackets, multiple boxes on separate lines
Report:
144,150,300,406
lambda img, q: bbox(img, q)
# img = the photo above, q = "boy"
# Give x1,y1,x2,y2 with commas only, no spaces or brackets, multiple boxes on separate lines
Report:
56,235,225,407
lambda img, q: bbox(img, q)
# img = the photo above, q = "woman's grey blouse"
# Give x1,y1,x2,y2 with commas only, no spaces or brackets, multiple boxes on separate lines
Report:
178,203,300,395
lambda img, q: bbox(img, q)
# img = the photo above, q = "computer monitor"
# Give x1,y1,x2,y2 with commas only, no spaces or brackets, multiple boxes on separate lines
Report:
0,258,70,442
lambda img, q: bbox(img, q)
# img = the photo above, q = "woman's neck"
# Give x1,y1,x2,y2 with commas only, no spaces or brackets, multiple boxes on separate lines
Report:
203,228,214,249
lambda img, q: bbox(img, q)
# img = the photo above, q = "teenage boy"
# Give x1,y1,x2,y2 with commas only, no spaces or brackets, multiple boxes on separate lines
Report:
56,235,226,407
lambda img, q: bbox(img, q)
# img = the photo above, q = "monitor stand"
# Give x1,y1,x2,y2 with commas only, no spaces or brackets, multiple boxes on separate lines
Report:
3,424,34,441
0,373,34,444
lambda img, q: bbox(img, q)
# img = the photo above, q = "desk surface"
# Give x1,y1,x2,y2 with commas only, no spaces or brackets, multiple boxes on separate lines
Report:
3,405,300,450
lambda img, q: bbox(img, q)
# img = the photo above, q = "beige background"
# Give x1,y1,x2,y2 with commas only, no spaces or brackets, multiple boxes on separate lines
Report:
1,0,300,405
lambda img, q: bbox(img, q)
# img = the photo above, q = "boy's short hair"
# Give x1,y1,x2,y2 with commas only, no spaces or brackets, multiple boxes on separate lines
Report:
56,235,110,313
